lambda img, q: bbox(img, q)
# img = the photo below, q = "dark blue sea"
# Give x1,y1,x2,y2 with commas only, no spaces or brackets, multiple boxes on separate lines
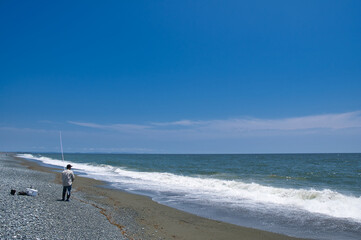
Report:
18,153,361,240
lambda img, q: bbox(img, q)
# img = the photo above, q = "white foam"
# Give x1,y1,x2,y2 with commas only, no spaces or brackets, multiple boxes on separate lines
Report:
17,153,361,222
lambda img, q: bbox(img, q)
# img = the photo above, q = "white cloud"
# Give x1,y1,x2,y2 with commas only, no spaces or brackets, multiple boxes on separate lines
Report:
68,121,150,132
68,111,361,138
2,111,361,153
196,111,361,132
152,120,202,127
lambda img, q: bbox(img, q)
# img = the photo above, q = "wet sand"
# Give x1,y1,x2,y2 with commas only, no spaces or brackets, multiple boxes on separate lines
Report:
14,154,306,240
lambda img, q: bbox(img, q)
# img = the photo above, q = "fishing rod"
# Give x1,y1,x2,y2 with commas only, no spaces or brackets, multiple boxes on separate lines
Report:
60,131,65,168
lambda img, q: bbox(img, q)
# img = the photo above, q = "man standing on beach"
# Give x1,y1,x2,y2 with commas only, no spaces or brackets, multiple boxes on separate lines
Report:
62,164,75,201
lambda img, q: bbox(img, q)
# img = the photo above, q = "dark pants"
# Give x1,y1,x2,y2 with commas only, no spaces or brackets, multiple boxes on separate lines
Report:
62,185,72,200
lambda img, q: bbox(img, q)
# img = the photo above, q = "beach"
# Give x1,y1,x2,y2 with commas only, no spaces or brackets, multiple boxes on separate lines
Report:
0,153,305,240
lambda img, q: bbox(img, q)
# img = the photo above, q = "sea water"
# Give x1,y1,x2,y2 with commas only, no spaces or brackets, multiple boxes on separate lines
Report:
17,153,361,239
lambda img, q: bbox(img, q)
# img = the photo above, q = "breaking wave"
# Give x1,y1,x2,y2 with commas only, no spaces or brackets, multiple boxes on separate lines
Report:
17,153,361,222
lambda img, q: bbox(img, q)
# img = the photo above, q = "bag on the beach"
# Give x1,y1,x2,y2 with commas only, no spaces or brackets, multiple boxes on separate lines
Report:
26,188,38,196
17,188,38,196
10,189,16,195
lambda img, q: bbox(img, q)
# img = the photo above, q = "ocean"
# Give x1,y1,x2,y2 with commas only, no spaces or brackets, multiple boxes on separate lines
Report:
17,153,361,240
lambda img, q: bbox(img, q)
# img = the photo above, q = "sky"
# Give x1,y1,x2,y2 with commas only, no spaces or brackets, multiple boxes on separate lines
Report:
0,0,360,153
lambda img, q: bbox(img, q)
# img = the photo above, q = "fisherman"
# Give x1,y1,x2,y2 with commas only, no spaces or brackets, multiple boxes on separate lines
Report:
62,164,75,201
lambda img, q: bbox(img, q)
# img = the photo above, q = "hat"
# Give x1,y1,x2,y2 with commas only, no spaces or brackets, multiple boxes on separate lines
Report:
66,164,72,169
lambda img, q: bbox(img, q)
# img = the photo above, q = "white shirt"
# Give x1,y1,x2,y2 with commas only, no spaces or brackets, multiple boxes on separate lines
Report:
62,169,75,186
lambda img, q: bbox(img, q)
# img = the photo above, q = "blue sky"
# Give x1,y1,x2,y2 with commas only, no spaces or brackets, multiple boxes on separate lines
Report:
1,0,360,153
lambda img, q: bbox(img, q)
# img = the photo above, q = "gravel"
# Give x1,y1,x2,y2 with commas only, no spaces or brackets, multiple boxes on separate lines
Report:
0,153,128,240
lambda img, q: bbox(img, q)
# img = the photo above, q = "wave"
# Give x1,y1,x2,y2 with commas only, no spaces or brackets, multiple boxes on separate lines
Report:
17,153,361,222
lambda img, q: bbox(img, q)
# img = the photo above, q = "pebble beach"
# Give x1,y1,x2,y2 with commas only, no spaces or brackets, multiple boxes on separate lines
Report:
0,153,305,240
0,153,133,239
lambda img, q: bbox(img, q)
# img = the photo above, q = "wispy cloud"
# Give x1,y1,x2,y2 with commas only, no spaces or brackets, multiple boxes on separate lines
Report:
68,111,361,138
2,111,361,153
152,120,203,127
190,111,361,132
68,121,150,132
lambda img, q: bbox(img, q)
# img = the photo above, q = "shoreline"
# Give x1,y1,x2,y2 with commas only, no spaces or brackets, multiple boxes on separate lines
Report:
7,153,306,240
